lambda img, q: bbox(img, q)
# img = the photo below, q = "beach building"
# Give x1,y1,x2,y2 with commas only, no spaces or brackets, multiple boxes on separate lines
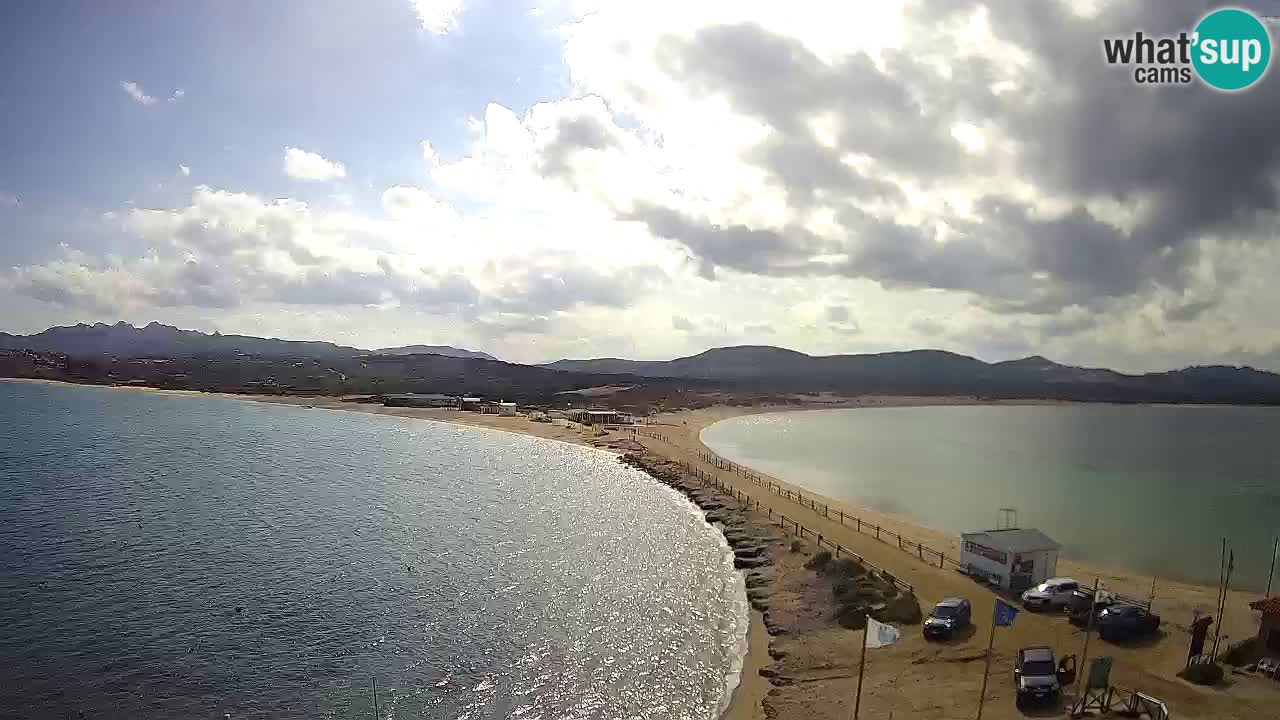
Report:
460,396,483,411
478,401,500,415
498,402,517,416
567,409,626,425
959,528,1060,592
383,393,459,408
1249,597,1280,657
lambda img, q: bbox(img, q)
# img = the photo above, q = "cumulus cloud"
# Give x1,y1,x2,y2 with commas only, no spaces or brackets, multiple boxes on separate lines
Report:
178,165,191,177
410,0,463,34
121,81,182,106
121,81,156,106
23,2,1279,370
283,147,347,181
4,187,669,338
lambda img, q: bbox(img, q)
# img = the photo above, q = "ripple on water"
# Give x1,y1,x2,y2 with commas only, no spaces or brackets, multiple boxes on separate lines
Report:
0,382,748,719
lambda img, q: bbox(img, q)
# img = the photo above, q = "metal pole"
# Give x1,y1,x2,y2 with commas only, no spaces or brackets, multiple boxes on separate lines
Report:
371,676,378,720
1075,578,1099,703
854,618,868,720
976,603,998,720
1267,537,1279,597
1213,550,1234,658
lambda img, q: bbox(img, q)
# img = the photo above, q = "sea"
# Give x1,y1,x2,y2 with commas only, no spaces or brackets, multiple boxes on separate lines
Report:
0,381,748,720
701,404,1280,591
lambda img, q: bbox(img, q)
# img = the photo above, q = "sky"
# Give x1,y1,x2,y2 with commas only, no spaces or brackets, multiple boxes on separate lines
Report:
3,0,1280,370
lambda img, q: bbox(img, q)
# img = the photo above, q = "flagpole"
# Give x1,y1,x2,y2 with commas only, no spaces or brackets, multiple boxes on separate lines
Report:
1074,578,1099,704
1267,537,1278,597
1213,549,1234,658
854,617,868,720
976,602,998,720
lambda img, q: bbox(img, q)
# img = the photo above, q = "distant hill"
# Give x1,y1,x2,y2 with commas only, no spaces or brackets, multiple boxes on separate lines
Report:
544,345,1280,403
5,325,1280,404
0,322,362,359
375,344,498,361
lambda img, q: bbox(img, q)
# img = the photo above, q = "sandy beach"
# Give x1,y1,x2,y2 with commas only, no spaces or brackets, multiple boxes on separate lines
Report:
7,378,1275,718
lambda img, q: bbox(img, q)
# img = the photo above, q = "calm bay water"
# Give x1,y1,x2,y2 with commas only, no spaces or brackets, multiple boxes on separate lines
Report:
702,405,1280,590
0,381,747,719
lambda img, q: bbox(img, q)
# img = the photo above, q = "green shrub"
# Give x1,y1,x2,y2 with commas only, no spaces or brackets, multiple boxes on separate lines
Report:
824,557,866,578
806,550,833,571
1180,662,1224,686
835,603,868,630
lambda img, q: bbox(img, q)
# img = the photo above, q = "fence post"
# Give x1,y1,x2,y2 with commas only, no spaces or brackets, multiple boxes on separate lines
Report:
857,518,861,532
918,544,924,560
898,536,902,550
876,525,880,540
940,552,945,569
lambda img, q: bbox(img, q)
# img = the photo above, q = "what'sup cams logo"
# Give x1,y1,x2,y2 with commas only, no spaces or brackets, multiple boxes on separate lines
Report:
1103,7,1274,90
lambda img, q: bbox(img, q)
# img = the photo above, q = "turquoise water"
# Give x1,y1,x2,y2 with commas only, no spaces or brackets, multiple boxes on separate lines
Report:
701,405,1280,590
1,381,747,719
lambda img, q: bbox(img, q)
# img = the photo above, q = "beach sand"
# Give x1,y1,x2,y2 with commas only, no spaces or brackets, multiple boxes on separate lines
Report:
636,402,1274,719
8,378,1274,718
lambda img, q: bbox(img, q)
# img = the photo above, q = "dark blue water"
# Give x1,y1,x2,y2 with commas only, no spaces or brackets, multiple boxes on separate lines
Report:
702,405,1280,590
0,381,747,719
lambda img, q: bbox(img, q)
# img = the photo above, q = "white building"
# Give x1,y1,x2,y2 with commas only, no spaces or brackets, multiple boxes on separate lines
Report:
959,528,1060,592
498,402,517,416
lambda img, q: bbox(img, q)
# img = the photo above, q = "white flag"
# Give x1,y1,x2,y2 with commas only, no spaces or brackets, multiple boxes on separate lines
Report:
866,617,901,648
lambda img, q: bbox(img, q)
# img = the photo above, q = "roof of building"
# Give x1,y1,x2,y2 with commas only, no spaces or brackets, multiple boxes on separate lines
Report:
461,396,482,402
499,402,517,407
1250,597,1280,615
962,528,1060,552
385,393,456,401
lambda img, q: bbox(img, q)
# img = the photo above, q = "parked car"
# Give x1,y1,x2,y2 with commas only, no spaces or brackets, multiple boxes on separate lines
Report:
923,597,971,639
1021,577,1080,611
1097,604,1161,640
1067,588,1114,626
1013,646,1071,708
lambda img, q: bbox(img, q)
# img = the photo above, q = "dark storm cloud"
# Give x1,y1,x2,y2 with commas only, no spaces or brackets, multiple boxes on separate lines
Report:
487,256,668,314
538,111,623,179
626,202,827,278
631,1,1280,319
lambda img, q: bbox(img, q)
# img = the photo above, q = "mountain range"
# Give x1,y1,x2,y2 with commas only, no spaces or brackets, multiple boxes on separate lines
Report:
542,345,1280,402
374,344,499,361
0,322,496,361
4,323,1280,404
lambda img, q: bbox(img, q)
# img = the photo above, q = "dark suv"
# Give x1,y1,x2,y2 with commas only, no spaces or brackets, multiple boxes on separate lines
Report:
923,597,971,639
1013,646,1062,708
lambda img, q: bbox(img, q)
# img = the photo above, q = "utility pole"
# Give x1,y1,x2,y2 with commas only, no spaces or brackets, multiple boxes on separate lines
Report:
371,677,378,720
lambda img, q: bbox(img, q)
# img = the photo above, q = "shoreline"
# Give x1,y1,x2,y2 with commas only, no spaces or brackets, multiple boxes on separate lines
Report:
6,377,1272,717
3,377,770,719
675,404,1263,628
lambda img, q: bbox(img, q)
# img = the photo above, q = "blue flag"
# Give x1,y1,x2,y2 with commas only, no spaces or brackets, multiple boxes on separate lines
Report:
994,599,1019,626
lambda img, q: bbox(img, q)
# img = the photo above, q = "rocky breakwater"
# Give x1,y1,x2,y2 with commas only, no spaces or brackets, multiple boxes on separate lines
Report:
620,452,785,619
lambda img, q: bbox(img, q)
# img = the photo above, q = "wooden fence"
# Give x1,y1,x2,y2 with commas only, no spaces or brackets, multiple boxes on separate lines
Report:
675,458,916,595
631,428,966,578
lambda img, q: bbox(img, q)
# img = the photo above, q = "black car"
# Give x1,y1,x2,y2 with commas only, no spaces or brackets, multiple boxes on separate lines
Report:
1067,588,1113,626
1097,604,1161,640
923,597,971,639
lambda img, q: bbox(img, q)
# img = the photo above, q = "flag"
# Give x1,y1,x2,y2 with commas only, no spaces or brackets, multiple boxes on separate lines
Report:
994,599,1019,626
866,617,901,648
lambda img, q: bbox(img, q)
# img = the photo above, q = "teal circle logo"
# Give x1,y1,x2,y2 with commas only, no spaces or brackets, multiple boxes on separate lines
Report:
1192,8,1271,91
